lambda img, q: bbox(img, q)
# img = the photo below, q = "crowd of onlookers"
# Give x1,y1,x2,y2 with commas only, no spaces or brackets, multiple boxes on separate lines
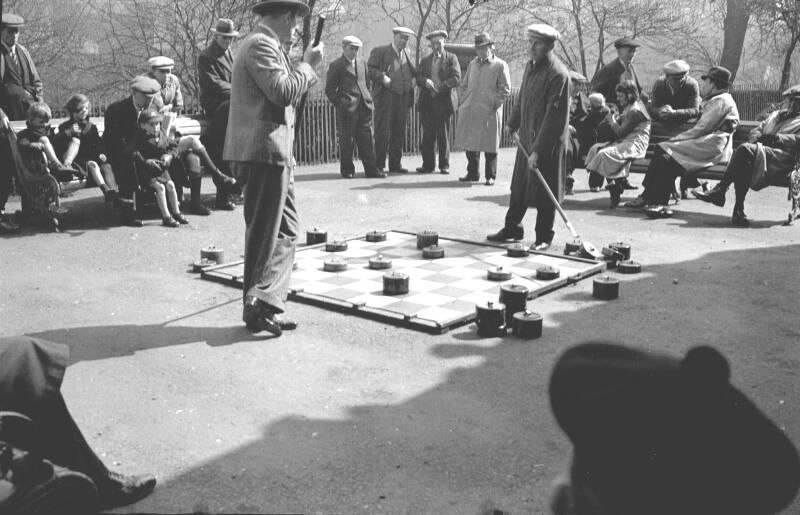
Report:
0,14,240,232
3,11,800,235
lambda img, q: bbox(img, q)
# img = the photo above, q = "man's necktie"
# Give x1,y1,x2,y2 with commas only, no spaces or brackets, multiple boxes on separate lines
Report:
9,49,18,68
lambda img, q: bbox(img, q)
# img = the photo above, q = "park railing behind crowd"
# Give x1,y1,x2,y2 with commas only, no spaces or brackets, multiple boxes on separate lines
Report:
76,85,782,167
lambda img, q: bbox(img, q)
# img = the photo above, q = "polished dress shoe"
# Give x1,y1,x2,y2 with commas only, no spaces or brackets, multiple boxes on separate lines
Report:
439,168,450,174
732,207,750,227
589,186,600,193
365,170,387,178
618,177,638,190
622,196,647,209
274,314,298,330
121,215,143,227
486,227,523,242
692,184,726,207
162,216,179,227
416,167,434,174
459,175,479,182
529,241,551,252
172,212,189,224
215,199,235,210
565,175,575,195
242,296,282,336
188,201,211,216
341,172,355,178
389,168,409,174
485,178,495,186
0,219,21,234
99,471,157,509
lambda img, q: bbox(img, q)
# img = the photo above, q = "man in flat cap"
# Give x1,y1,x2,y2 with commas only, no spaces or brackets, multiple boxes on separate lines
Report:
198,18,239,118
103,75,162,227
648,59,700,139
454,32,510,185
0,13,43,121
694,85,800,227
224,0,324,337
368,26,417,174
626,66,739,212
548,342,800,515
325,36,382,179
488,23,570,251
415,29,460,174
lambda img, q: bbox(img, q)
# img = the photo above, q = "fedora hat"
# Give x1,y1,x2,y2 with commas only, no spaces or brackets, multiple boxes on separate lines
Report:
701,65,732,87
550,342,800,515
251,0,310,17
474,32,493,47
211,18,240,37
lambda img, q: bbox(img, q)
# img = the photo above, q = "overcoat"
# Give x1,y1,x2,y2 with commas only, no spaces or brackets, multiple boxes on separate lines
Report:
507,53,570,209
591,57,641,105
416,49,460,115
454,55,510,153
658,92,739,172
749,109,800,186
198,40,233,116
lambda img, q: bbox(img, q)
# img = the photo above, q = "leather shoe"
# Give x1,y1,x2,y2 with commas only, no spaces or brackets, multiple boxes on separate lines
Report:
172,212,189,224
121,216,143,227
732,208,750,227
215,199,235,210
366,170,387,178
486,227,523,242
274,314,298,330
622,196,647,209
618,177,638,190
188,201,211,216
242,296,282,336
99,471,156,509
485,178,495,186
389,168,409,174
0,219,21,234
529,241,551,252
416,167,434,174
459,175,479,182
439,168,450,174
342,172,355,178
692,185,726,207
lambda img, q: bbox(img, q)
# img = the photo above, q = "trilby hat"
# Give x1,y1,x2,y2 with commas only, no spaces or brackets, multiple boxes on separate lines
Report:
211,18,240,37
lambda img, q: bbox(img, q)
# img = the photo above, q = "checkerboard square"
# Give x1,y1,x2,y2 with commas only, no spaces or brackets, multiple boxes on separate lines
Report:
350,293,402,308
292,281,340,295
459,290,499,305
403,291,457,306
389,300,430,316
422,273,466,285
398,266,438,279
450,277,496,292
414,306,468,324
440,266,489,279
430,285,475,298
323,287,365,300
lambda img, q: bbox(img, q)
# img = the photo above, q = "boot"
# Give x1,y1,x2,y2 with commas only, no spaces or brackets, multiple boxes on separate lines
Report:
215,188,235,211
188,177,210,215
608,181,623,209
692,183,727,207
196,147,236,185
732,206,750,227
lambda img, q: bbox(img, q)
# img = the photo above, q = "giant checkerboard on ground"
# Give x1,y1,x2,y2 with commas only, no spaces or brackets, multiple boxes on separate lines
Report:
201,230,604,333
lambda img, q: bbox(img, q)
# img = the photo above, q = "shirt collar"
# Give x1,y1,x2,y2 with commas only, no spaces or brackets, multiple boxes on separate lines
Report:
2,42,15,54
392,42,403,55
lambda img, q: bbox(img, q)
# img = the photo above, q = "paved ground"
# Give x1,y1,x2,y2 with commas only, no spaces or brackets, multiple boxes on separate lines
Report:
2,148,799,514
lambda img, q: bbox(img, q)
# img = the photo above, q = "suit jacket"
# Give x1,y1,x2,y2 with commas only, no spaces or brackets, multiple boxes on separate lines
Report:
367,44,416,103
223,24,317,166
0,43,43,119
102,96,140,163
198,40,233,116
591,57,641,105
325,55,373,114
416,49,460,115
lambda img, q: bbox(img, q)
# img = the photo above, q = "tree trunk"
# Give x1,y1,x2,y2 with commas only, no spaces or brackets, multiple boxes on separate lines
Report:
780,36,799,90
719,0,750,80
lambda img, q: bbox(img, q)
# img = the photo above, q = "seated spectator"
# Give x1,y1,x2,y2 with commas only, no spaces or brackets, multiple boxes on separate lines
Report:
584,80,651,208
648,59,700,139
0,335,157,509
55,93,119,203
148,56,234,215
103,76,162,227
625,66,739,209
16,102,85,183
566,71,589,194
578,93,630,192
693,85,800,226
127,109,189,227
548,342,800,515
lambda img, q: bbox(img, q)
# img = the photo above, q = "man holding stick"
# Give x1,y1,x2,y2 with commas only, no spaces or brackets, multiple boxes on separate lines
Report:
224,0,324,336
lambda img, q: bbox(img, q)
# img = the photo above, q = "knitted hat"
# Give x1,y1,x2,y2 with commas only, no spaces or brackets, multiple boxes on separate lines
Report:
549,342,800,515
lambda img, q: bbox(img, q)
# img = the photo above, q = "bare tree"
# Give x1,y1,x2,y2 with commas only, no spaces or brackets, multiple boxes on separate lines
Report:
755,0,800,89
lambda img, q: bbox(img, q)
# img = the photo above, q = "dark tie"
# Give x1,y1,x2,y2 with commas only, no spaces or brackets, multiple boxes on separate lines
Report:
9,48,18,68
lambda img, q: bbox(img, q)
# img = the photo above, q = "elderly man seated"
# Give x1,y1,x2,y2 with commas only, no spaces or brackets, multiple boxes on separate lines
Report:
624,66,739,212
693,85,800,226
648,59,700,139
148,56,235,214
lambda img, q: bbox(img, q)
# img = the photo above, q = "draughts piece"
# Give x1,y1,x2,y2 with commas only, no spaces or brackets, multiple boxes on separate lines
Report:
416,230,438,249
506,243,529,257
499,283,528,325
617,260,642,274
593,275,619,299
422,245,445,259
307,227,328,245
476,300,506,337
192,258,216,273
323,256,347,272
535,265,560,280
512,311,543,339
609,241,631,260
325,240,348,252
487,265,513,281
201,246,224,263
368,254,392,269
383,271,410,294
366,230,387,242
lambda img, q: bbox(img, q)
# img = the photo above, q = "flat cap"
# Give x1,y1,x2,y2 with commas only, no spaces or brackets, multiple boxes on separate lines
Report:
426,29,448,40
526,23,560,42
342,35,363,47
614,36,641,48
1,13,25,28
392,26,415,37
782,85,800,98
130,75,161,94
148,56,175,69
663,59,690,75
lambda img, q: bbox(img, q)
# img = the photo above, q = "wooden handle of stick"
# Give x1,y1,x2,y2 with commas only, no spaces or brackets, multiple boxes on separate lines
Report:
515,140,580,239
313,14,326,46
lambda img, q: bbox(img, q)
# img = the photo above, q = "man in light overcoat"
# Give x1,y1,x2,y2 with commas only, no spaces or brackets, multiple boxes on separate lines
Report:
224,0,323,336
488,24,570,251
454,32,510,185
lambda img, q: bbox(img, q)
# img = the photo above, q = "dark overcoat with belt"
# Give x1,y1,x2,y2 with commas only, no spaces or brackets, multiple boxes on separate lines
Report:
415,49,460,115
507,53,571,209
325,55,373,113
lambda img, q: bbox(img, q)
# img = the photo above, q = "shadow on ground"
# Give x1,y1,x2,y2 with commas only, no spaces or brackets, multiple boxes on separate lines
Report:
44,244,800,514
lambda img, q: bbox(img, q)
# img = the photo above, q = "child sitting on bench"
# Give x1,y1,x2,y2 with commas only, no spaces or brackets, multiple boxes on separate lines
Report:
16,102,85,183
127,110,188,227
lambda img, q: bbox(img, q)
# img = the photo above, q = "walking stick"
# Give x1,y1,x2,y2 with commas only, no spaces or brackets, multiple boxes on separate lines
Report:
294,14,326,139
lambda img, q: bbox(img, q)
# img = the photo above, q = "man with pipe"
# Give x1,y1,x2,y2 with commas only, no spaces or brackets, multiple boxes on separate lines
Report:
224,0,324,336
487,23,570,251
